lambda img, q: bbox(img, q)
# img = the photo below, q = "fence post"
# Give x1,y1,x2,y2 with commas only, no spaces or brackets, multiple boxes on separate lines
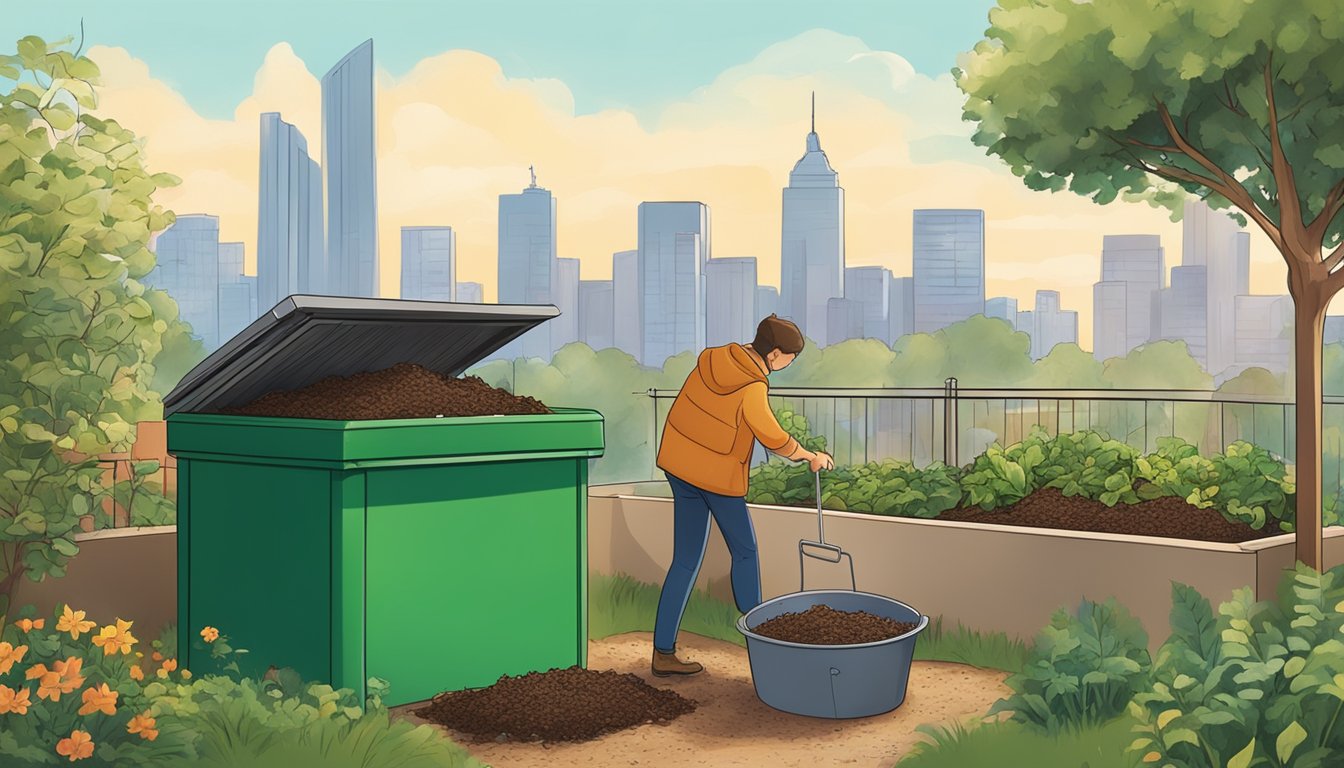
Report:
944,377,959,467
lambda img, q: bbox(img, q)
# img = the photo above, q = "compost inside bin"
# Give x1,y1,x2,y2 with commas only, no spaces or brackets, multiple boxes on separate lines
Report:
221,362,549,420
414,666,695,743
752,604,918,645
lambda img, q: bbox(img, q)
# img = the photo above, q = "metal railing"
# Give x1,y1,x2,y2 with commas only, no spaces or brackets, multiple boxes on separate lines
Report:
643,381,1344,484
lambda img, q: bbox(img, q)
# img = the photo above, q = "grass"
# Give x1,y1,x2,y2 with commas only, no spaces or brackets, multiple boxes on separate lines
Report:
588,572,1029,673
895,715,1142,768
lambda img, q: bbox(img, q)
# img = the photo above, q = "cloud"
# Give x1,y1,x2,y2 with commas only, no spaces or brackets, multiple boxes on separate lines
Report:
86,29,1288,351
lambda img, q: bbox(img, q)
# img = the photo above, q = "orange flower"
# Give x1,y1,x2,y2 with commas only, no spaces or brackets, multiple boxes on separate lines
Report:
56,730,94,762
180,668,192,680
200,626,220,643
0,685,32,715
129,664,144,681
29,657,86,701
0,642,27,674
162,658,177,672
56,606,95,641
78,683,118,716
127,711,159,741
15,618,43,632
151,652,163,662
91,619,137,656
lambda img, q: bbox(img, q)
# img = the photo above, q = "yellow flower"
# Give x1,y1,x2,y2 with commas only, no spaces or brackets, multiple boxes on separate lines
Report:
56,730,94,762
78,683,118,716
0,642,27,675
30,657,87,701
200,626,220,643
56,606,95,641
0,685,32,715
91,619,137,656
15,618,43,632
127,712,159,741
180,668,192,680
129,664,144,681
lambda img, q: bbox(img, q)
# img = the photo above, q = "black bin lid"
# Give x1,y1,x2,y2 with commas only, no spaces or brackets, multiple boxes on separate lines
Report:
163,295,557,416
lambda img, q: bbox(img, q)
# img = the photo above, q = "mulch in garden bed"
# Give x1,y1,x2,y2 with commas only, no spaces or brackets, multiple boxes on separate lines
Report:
938,487,1284,543
223,362,550,420
752,604,918,645
413,666,696,744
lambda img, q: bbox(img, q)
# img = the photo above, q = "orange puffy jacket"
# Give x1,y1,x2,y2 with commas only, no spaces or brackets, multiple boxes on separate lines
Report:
656,343,800,497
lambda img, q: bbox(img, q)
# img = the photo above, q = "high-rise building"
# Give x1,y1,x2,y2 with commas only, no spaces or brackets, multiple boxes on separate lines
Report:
889,276,914,341
826,298,864,346
579,280,615,351
148,215,222,349
455,282,484,303
780,94,844,343
1031,290,1077,359
1234,294,1292,372
1184,201,1247,374
1095,234,1165,356
985,296,1018,329
1155,266,1209,366
217,242,256,343
257,112,323,309
912,209,985,333
551,257,581,352
1016,310,1035,344
1093,282,1128,360
399,226,455,301
844,266,892,343
498,169,557,359
612,249,641,360
639,202,709,366
705,257,758,348
757,286,779,321
322,39,379,298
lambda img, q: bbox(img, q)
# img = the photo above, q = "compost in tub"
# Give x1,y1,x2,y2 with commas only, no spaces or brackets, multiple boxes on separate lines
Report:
737,471,929,719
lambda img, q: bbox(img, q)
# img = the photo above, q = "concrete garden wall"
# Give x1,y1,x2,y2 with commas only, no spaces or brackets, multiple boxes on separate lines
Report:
588,483,1344,652
13,526,176,643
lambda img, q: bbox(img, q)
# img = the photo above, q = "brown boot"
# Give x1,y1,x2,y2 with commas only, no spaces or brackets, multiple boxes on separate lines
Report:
651,647,703,677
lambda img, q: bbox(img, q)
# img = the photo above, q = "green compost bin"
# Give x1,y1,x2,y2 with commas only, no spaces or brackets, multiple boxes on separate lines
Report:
164,295,604,707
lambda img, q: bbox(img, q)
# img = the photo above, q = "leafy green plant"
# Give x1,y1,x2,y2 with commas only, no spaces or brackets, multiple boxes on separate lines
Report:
961,442,1039,510
1127,566,1344,768
747,459,961,518
1212,442,1294,532
989,598,1151,735
773,407,826,454
1035,431,1145,507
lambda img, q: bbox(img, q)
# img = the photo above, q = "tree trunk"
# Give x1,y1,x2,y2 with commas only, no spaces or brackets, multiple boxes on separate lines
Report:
1293,292,1326,571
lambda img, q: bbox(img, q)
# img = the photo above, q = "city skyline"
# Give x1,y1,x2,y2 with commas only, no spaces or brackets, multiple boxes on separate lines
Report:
83,27,1298,350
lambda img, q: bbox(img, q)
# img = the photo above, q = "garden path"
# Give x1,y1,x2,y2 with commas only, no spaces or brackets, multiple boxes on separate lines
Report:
397,631,1009,768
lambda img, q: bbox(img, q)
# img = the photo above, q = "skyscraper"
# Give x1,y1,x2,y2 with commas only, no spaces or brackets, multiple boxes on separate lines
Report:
148,215,221,349
780,93,844,343
1031,290,1078,359
889,276,914,341
639,202,709,366
498,169,557,359
757,286,779,320
1094,234,1165,356
826,298,864,346
985,296,1018,329
322,39,378,298
257,112,323,309
1155,266,1209,366
217,242,256,343
844,266,892,343
455,282,484,303
399,226,456,301
612,249,641,360
551,257,581,352
1234,295,1292,372
1093,282,1128,360
1183,201,1247,374
912,209,985,333
579,280,615,351
705,257,758,348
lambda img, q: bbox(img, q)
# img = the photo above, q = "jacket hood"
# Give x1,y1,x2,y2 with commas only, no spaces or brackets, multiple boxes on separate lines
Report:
697,344,768,395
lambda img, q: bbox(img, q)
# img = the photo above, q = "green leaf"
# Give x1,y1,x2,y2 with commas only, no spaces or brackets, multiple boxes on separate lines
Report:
1227,738,1256,768
1277,721,1308,764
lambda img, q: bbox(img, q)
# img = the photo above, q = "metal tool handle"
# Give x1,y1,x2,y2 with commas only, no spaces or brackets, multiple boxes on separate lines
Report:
798,469,857,591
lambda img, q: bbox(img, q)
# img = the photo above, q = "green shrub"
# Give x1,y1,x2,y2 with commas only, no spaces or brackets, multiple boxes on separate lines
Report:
1035,431,1145,506
747,459,961,518
1127,566,1344,768
1212,441,1293,531
989,598,1151,734
774,407,826,453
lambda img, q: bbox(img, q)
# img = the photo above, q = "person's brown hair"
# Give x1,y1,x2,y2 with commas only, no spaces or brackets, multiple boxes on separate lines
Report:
751,314,805,358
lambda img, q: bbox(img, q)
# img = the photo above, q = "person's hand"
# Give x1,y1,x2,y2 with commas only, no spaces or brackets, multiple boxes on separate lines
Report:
808,451,834,472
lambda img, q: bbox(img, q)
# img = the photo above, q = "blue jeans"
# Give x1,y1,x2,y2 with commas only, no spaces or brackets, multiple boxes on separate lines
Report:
653,471,761,653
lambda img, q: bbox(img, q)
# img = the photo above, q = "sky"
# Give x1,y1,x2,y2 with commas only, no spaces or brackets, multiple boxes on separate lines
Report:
3,0,1296,347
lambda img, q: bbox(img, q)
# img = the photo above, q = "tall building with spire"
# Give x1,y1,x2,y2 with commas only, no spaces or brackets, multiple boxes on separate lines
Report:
780,93,845,344
322,39,378,298
498,167,557,359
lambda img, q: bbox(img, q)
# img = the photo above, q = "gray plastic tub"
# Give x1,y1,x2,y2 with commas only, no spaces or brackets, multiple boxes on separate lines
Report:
737,590,929,719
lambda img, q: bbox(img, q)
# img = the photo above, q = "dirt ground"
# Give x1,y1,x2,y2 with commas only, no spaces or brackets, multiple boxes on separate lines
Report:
395,631,1010,768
